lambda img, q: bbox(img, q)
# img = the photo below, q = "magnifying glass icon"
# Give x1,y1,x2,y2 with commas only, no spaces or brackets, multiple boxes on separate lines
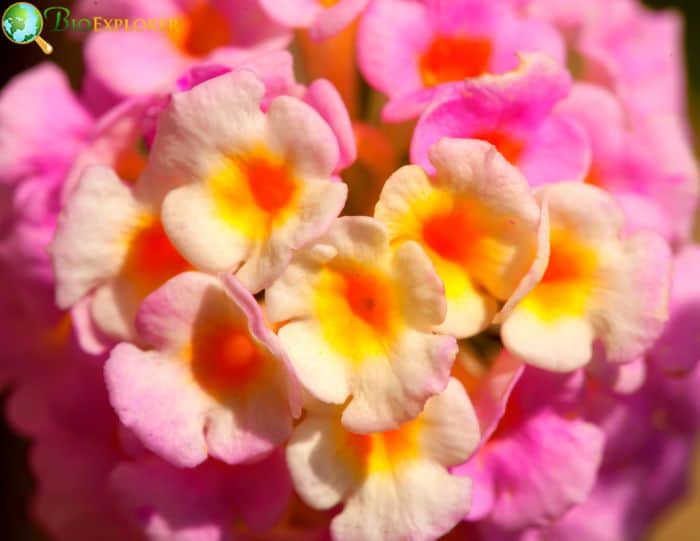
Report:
2,2,53,55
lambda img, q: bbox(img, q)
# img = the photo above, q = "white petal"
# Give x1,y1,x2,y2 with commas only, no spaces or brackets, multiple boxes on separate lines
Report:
51,166,148,308
501,309,594,371
277,319,352,404
161,183,252,273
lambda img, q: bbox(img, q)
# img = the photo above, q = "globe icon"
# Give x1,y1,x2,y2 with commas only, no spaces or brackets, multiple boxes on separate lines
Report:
2,2,52,54
2,2,43,44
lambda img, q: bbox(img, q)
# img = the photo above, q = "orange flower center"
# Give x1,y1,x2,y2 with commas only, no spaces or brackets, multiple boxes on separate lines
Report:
343,270,393,333
191,326,266,397
422,204,478,264
244,155,297,214
122,218,191,295
472,130,525,165
209,150,299,233
419,35,493,87
541,230,597,284
315,262,400,362
169,2,231,58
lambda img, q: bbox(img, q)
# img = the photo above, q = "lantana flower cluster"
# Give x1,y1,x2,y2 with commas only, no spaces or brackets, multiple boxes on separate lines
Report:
1,0,699,540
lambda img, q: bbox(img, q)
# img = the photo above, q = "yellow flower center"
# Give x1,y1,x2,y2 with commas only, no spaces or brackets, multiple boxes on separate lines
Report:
208,148,299,237
315,262,400,362
348,418,423,475
520,228,599,320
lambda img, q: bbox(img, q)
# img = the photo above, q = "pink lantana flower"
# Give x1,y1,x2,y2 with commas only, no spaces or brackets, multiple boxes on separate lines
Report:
456,367,604,530
79,0,292,105
112,449,293,541
524,0,686,120
375,138,544,338
142,70,348,292
61,97,156,203
105,271,301,467
51,70,349,348
41,55,351,354
357,0,564,121
0,63,92,283
501,182,671,371
557,82,699,244
648,245,700,375
66,48,355,209
7,336,293,541
0,63,91,189
6,354,144,541
574,0,686,120
411,54,591,187
51,165,193,344
0,64,96,385
174,55,357,174
287,379,480,541
544,362,700,541
266,216,457,432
